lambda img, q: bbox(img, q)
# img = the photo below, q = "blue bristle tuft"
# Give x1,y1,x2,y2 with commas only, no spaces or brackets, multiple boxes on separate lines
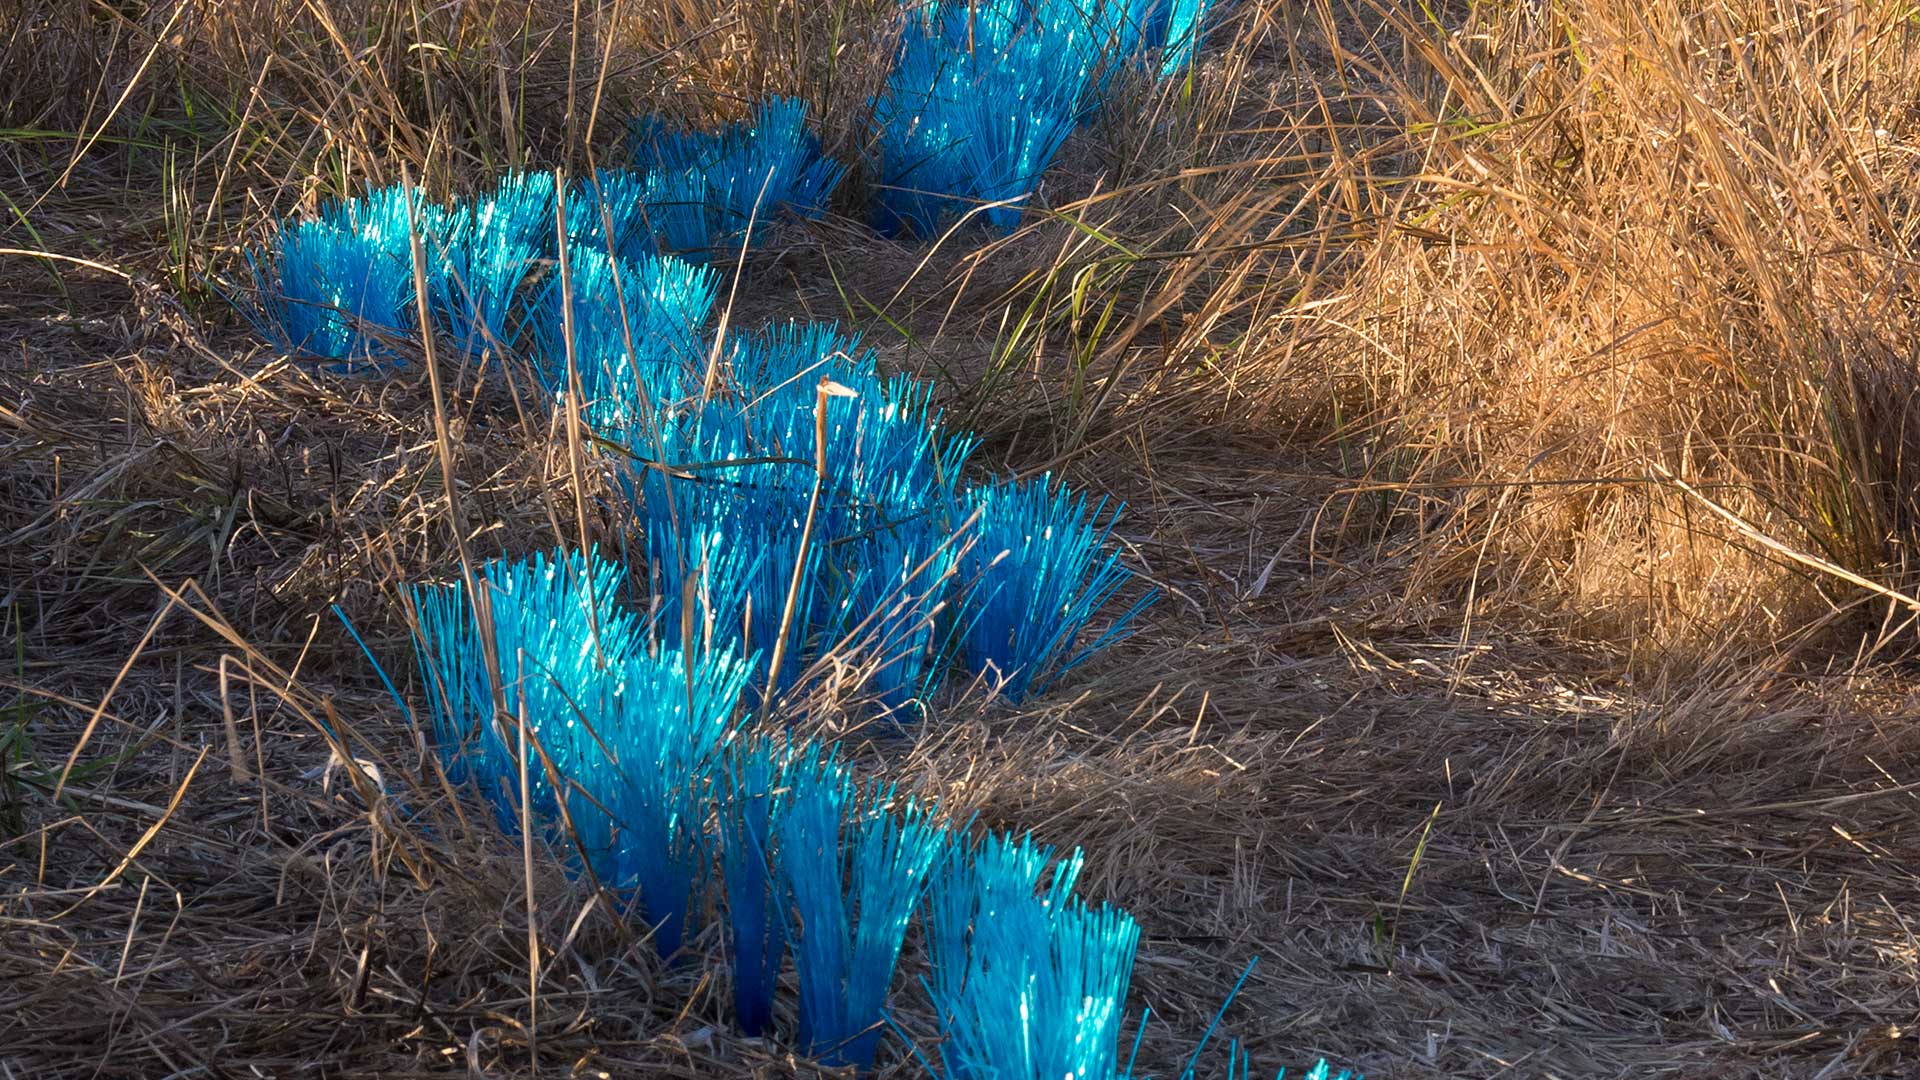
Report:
407,548,642,829
957,474,1154,700
641,168,715,257
567,168,656,265
713,322,975,541
479,171,561,255
778,761,945,1070
626,320,982,707
701,96,846,246
529,246,719,421
243,183,440,364
631,97,846,252
408,548,750,959
925,828,1133,1080
642,461,823,695
836,509,965,719
562,167,717,264
431,203,540,357
573,637,752,958
1153,0,1214,74
872,2,1091,236
719,734,792,1035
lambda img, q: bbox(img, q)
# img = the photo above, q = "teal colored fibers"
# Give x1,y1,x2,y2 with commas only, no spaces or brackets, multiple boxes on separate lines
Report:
719,734,791,1036
924,829,1133,1080
958,474,1155,700
631,96,846,253
243,183,439,365
778,761,946,1070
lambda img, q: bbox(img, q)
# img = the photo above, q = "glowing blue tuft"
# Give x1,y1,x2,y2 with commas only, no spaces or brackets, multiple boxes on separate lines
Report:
407,548,643,825
478,171,561,255
711,322,976,544
957,474,1154,700
925,828,1134,1080
528,246,719,422
719,734,792,1035
641,168,715,257
836,510,966,719
408,548,751,960
243,183,443,364
430,203,540,356
632,97,846,253
640,460,823,696
571,638,752,958
868,0,1219,236
778,761,946,1070
871,1,1099,236
626,322,976,705
567,168,656,265
1152,0,1214,74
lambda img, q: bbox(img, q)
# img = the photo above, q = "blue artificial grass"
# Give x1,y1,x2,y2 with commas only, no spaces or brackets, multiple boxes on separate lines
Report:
478,171,561,255
430,203,540,357
408,547,751,959
957,474,1155,700
408,548,644,826
641,168,715,258
924,830,1083,1019
872,11,1082,236
869,0,1220,237
700,97,847,246
565,167,717,265
631,96,846,254
570,638,753,958
873,0,1128,237
718,734,791,1035
777,760,946,1070
924,828,1133,1080
1150,0,1215,74
624,320,984,706
567,168,655,266
528,245,719,422
243,183,444,364
834,508,966,719
713,322,976,532
641,465,824,696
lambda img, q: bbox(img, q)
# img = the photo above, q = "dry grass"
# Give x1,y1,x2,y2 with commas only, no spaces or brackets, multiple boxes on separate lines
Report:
6,0,1920,1077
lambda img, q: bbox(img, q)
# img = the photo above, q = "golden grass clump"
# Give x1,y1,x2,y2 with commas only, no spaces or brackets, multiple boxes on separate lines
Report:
1279,0,1920,673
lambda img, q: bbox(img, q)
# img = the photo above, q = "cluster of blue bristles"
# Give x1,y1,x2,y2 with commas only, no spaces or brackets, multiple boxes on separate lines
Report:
243,94,836,368
873,0,1215,234
243,3,1353,1075
243,2,1217,362
407,548,1352,1079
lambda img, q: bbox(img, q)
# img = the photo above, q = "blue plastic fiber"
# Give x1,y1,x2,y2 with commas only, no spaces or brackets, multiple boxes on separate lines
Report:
924,829,1133,1080
631,96,846,253
778,761,945,1070
958,474,1154,700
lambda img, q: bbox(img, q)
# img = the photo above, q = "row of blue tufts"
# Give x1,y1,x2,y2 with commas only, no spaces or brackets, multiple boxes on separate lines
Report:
243,0,1217,364
254,152,1150,712
407,546,1354,1079
241,94,832,368
243,3,1351,1073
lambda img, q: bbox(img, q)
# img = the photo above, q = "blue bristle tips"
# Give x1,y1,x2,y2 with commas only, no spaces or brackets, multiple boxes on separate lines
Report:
631,96,846,254
778,764,945,1070
959,474,1155,700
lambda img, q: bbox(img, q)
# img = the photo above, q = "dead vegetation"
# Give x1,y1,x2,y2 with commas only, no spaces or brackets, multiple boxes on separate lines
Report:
5,0,1920,1077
